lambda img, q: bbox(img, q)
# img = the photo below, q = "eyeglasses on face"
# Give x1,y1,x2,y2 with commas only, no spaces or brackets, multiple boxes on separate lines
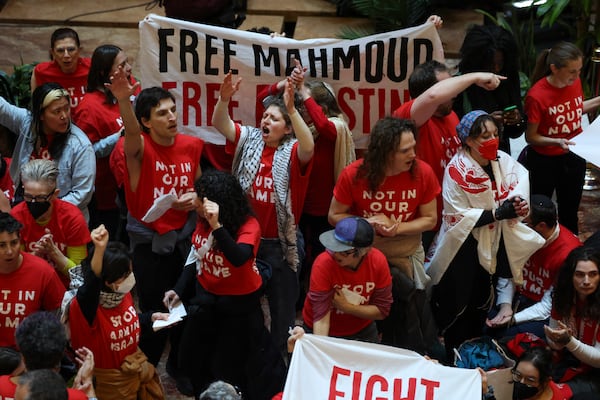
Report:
326,248,358,257
511,369,539,387
23,189,55,203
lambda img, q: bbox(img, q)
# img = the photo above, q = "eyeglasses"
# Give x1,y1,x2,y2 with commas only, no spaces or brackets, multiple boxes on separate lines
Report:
326,248,358,257
23,189,55,203
511,369,539,387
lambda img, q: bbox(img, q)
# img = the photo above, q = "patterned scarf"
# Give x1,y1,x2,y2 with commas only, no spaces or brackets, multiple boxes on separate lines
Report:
99,291,126,309
232,126,299,271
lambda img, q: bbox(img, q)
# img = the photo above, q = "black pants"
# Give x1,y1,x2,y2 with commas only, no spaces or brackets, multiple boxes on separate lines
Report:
132,241,187,366
527,148,586,234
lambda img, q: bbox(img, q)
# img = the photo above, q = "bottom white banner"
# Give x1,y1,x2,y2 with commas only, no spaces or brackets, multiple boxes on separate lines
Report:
283,334,481,400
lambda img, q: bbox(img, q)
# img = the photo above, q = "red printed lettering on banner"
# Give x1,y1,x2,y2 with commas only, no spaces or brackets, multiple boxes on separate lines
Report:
329,365,441,400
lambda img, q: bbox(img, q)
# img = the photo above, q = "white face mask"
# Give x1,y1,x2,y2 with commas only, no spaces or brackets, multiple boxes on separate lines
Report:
113,272,136,294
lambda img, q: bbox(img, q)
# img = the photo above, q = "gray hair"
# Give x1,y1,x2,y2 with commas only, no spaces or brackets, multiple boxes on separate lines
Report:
20,159,59,186
199,381,241,400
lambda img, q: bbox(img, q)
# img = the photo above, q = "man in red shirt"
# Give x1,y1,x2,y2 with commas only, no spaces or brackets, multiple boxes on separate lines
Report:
303,217,392,342
0,213,65,348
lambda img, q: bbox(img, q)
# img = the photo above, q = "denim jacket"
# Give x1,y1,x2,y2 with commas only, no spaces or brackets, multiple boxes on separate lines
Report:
0,96,96,220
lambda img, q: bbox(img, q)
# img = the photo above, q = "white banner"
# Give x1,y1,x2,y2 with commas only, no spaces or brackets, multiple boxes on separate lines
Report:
572,114,600,167
138,14,444,147
283,334,481,400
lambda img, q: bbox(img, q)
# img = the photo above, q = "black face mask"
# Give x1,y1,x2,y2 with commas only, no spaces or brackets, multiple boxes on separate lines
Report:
513,381,540,399
26,201,51,220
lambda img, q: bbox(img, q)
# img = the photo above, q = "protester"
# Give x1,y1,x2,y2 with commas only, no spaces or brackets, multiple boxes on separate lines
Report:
0,212,65,348
30,28,91,112
544,247,600,397
329,117,439,354
73,44,140,236
455,24,525,154
11,159,89,288
258,59,355,311
164,170,285,398
302,217,392,342
0,83,95,220
393,60,504,249
525,41,600,234
213,71,314,356
426,110,544,358
108,66,203,395
67,224,165,400
485,194,582,339
0,312,89,399
14,370,68,400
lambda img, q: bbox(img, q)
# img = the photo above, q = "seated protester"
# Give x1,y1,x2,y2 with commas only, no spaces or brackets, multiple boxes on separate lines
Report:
544,247,600,397
0,312,88,399
486,194,582,339
0,213,65,348
479,346,573,400
302,217,392,342
0,348,23,376
15,370,68,400
11,159,89,288
66,224,165,400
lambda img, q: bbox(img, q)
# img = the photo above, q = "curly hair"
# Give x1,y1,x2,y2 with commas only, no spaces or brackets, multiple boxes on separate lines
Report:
15,311,66,370
0,212,22,234
194,169,254,241
357,117,417,192
553,247,600,320
459,25,519,77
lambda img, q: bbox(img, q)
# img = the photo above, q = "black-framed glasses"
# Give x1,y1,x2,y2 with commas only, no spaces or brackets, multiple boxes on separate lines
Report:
326,248,358,257
511,369,539,387
23,189,55,203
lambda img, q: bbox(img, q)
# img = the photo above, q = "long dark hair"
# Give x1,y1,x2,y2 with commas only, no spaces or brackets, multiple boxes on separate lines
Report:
87,44,122,104
194,169,254,241
553,246,600,320
30,82,71,160
357,117,417,191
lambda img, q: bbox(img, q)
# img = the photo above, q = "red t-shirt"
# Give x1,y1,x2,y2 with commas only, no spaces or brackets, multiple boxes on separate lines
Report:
334,159,439,223
521,225,582,302
0,375,87,399
303,247,392,337
193,217,262,295
525,77,584,156
226,125,312,238
0,253,65,348
0,157,14,202
549,381,573,399
72,91,122,210
11,199,89,287
124,133,204,234
394,100,460,230
33,58,91,112
110,136,126,188
69,293,140,369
